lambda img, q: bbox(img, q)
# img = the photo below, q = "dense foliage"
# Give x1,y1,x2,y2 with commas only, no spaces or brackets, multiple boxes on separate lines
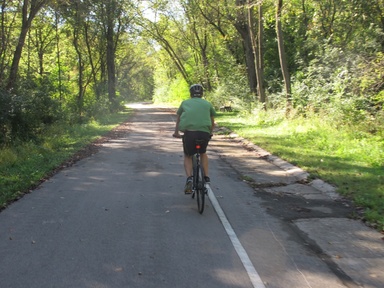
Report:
0,0,154,145
1,0,383,145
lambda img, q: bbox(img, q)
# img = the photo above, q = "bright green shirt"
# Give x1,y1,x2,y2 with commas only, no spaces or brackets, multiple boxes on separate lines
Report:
177,97,216,134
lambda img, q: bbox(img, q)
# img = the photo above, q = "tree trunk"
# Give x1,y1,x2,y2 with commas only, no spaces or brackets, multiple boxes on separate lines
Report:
258,4,266,105
73,28,84,119
276,0,291,112
234,0,257,95
234,20,257,95
7,19,30,90
106,1,117,110
247,0,266,106
106,24,116,109
191,19,211,90
55,10,63,105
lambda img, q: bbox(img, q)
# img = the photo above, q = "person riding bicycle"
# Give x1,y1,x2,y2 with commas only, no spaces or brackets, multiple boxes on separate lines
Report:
173,84,216,194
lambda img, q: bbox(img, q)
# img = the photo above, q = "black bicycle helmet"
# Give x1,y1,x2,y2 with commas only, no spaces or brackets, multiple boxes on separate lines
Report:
189,84,204,97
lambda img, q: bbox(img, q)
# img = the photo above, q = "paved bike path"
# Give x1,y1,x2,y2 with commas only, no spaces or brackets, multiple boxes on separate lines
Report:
0,104,383,288
0,106,255,288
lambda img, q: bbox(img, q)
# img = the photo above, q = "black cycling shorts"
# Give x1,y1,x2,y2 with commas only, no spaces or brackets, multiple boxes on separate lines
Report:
182,131,211,156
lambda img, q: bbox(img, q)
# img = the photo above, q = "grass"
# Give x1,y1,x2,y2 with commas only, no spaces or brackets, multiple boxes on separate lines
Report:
0,108,132,210
215,110,384,231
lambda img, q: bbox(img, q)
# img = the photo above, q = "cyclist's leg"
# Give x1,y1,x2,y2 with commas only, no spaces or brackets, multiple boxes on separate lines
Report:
200,152,209,178
183,154,193,193
182,131,196,193
182,131,195,177
184,154,193,177
195,131,211,181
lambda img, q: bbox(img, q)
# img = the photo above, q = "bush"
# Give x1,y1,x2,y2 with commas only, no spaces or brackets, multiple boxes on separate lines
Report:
207,66,254,113
290,47,383,136
0,80,61,145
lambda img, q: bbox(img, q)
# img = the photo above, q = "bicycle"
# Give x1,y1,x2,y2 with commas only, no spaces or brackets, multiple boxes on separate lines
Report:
191,139,208,214
173,134,208,214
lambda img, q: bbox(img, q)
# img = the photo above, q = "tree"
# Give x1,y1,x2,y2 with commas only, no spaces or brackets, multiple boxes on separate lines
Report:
7,0,49,90
234,0,257,95
0,0,16,87
29,11,55,77
103,0,121,110
276,0,291,111
138,11,191,85
257,3,266,104
182,0,212,88
247,0,266,105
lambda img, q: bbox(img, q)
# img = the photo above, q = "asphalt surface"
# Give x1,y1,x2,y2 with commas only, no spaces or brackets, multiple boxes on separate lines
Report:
0,104,383,288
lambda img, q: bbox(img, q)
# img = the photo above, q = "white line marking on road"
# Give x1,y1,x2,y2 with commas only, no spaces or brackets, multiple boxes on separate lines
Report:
207,186,266,288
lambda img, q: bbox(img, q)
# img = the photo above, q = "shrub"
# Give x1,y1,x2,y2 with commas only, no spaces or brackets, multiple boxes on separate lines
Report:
207,66,253,113
0,79,62,145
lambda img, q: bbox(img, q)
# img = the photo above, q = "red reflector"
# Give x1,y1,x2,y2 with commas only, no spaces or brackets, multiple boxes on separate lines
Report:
196,145,201,149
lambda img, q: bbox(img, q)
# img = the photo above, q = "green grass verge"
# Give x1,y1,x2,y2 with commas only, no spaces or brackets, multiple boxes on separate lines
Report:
0,108,132,209
215,110,384,231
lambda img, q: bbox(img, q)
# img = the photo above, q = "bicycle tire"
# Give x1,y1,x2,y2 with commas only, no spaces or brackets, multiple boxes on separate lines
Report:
196,164,205,214
191,155,198,199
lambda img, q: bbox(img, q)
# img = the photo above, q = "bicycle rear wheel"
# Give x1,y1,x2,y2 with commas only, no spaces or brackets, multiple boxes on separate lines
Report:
196,164,205,214
191,155,197,200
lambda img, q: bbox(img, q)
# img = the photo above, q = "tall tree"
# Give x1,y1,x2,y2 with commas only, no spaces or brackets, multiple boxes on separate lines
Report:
99,0,133,110
29,12,55,76
105,0,118,109
72,1,86,118
234,0,257,95
247,0,266,105
6,0,49,90
54,10,63,104
182,0,212,88
257,3,266,104
0,0,16,86
276,0,291,111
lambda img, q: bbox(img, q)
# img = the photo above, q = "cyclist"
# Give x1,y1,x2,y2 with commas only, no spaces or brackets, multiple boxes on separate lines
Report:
173,84,216,193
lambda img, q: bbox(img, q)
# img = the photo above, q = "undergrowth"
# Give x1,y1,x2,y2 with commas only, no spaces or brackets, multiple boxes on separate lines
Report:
215,108,384,231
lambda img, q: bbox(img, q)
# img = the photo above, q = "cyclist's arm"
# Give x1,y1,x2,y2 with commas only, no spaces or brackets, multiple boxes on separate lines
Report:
210,116,215,135
173,115,182,138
